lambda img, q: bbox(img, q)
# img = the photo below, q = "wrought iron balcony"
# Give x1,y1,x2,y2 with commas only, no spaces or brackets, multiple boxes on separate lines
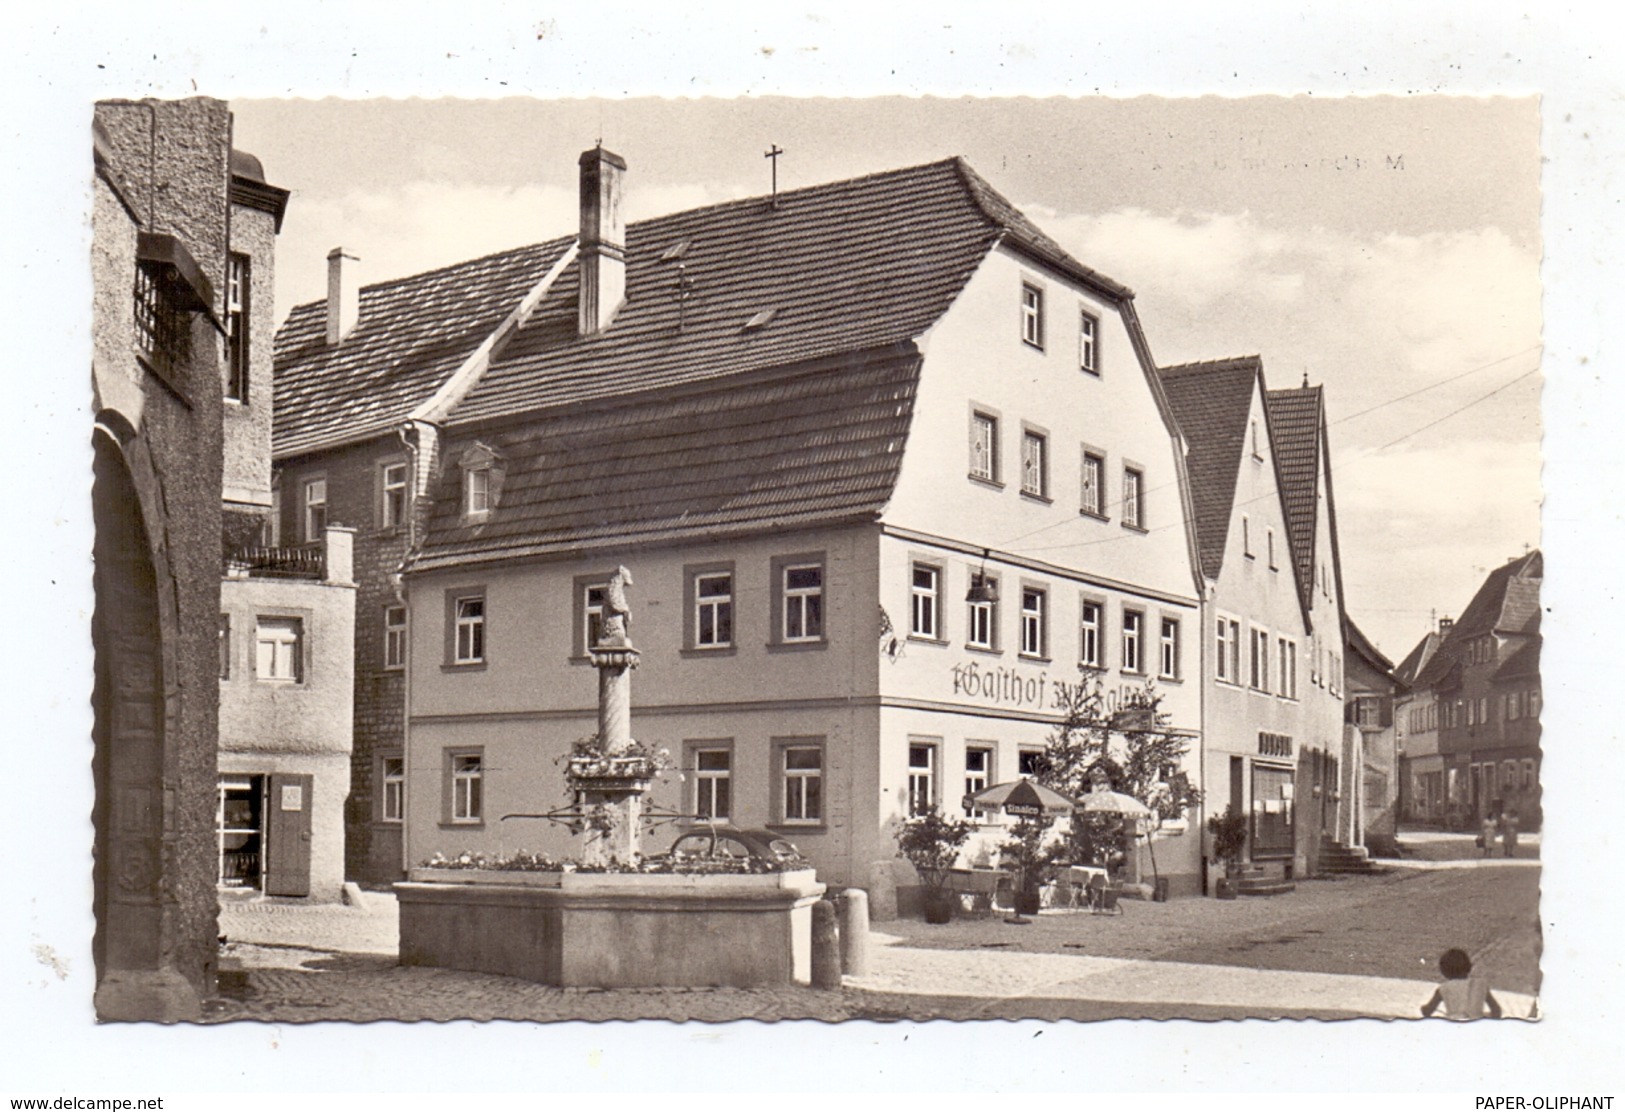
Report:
227,542,327,581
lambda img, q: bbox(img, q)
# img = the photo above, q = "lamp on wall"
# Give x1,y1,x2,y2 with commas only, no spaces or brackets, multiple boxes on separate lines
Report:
966,548,997,604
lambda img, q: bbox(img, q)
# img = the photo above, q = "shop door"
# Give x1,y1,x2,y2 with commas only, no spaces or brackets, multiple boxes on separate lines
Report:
264,773,313,897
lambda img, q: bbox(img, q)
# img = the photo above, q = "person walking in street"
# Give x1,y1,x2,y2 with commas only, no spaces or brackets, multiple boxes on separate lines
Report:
1501,810,1521,858
1479,813,1497,858
1421,948,1503,1020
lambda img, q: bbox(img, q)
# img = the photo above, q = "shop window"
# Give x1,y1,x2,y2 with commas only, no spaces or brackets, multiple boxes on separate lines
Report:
217,777,264,888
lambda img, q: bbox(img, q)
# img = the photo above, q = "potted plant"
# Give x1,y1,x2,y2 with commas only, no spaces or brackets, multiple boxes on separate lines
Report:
895,807,973,924
1206,806,1249,899
999,815,1056,919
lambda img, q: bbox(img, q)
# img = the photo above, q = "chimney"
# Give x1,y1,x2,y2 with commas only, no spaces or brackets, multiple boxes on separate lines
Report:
578,146,627,336
326,247,360,345
1438,617,1454,636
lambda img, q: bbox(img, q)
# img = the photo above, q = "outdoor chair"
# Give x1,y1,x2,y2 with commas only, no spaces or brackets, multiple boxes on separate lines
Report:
1086,874,1124,915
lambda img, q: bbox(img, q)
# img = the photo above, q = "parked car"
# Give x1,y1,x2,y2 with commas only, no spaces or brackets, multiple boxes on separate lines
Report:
657,827,807,867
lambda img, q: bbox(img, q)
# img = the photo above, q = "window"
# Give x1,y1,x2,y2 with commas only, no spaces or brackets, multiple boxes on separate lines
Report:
225,252,249,402
1122,608,1143,673
1250,627,1271,691
255,617,303,682
907,742,938,816
1080,600,1103,669
464,466,491,517
452,595,485,665
690,569,734,649
1021,283,1044,349
583,581,608,652
1020,587,1047,658
910,563,941,639
778,558,825,644
1020,429,1048,498
1242,515,1253,558
1250,419,1262,460
1267,528,1277,570
303,477,327,543
965,745,994,820
1278,637,1298,698
1080,450,1105,517
133,261,186,372
384,605,407,670
969,410,1000,483
967,573,998,650
1506,692,1520,721
1122,466,1144,529
1018,749,1044,778
692,745,732,821
381,756,404,822
1159,617,1180,680
380,461,408,529
780,743,824,825
1216,617,1241,683
449,752,483,824
1522,759,1536,789
1078,309,1099,374
218,613,231,680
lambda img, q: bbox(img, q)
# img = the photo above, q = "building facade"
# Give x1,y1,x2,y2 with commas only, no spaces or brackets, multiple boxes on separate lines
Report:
1159,357,1328,888
1344,620,1401,847
1394,623,1445,823
91,98,232,1020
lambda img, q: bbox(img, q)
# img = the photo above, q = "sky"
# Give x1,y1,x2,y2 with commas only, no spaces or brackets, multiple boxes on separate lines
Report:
234,95,1543,659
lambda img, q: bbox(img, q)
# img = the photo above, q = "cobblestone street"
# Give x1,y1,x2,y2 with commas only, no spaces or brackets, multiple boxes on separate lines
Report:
210,847,1541,1023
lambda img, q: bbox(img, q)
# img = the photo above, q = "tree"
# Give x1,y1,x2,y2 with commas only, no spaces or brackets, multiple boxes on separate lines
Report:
1031,673,1202,874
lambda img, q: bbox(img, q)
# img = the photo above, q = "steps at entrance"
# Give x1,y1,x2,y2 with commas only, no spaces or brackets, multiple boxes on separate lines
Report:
1229,864,1296,897
1317,839,1387,875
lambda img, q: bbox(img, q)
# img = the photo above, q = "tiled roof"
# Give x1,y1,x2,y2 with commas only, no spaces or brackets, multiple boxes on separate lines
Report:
1345,618,1397,680
412,349,922,571
1394,631,1440,687
1157,357,1262,581
1494,636,1541,683
451,158,1127,424
1414,551,1543,688
272,238,574,458
1263,386,1324,609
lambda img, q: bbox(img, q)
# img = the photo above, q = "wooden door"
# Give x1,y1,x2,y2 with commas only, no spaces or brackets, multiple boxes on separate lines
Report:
264,773,313,897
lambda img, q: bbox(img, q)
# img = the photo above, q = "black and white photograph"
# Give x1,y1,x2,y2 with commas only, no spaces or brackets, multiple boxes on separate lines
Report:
7,3,1622,1098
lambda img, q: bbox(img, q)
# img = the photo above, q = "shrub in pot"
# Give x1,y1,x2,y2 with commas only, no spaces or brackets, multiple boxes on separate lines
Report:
1206,806,1249,899
999,814,1056,917
895,807,973,924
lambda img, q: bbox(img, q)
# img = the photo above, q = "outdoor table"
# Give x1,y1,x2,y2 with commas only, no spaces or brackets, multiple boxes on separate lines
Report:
947,867,1007,916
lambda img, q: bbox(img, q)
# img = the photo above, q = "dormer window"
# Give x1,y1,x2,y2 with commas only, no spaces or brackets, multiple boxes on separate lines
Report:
457,442,505,522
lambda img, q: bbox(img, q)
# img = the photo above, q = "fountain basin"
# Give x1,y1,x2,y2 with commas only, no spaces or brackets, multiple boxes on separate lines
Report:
396,868,825,987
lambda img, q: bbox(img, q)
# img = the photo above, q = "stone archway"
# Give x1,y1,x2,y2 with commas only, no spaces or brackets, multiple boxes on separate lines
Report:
92,423,203,1020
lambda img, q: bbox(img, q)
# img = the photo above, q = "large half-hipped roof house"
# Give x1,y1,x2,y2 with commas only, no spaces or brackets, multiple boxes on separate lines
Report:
275,155,1191,578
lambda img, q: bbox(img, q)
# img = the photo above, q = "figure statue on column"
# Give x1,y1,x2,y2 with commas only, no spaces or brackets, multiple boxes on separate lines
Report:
601,565,634,648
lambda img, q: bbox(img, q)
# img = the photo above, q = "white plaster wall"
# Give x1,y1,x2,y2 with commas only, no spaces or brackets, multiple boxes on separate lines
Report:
218,750,350,900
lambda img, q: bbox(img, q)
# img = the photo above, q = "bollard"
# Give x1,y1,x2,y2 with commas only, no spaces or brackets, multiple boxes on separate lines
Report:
811,898,842,989
837,888,871,977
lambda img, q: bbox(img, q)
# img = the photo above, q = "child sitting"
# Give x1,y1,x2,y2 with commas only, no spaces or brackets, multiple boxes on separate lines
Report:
1421,948,1503,1020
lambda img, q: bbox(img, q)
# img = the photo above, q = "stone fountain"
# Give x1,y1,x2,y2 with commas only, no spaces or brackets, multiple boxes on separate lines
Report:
396,564,824,988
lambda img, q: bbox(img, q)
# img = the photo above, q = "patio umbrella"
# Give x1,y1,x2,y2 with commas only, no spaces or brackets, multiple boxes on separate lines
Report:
964,779,1077,924
1078,788,1159,886
964,778,1078,818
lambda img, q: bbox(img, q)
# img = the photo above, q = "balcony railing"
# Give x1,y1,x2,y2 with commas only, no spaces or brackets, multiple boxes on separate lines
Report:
227,542,326,581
